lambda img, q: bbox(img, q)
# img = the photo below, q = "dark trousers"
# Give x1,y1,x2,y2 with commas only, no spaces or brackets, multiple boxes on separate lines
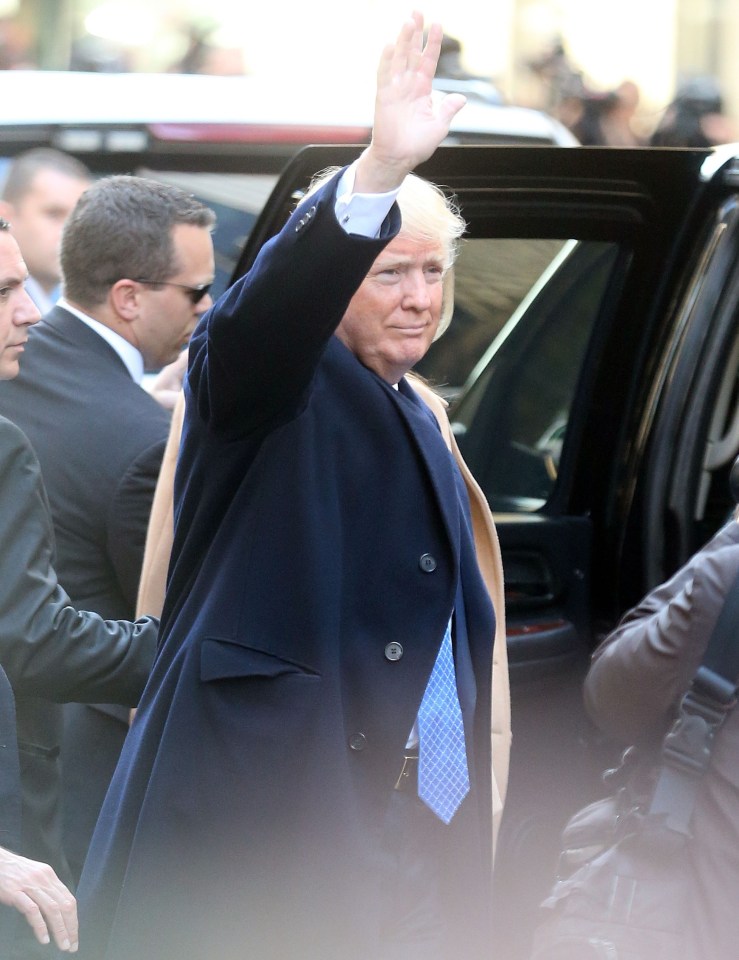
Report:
378,782,491,960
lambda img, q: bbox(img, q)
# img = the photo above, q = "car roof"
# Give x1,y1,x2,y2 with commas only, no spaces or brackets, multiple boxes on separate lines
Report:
0,70,577,149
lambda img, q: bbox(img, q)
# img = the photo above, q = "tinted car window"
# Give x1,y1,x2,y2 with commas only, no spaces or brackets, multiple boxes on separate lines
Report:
425,238,619,511
138,169,279,300
416,238,568,391
0,69,576,303
0,154,278,303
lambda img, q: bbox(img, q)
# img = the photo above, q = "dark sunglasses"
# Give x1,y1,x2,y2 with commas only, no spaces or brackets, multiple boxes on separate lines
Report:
134,278,212,305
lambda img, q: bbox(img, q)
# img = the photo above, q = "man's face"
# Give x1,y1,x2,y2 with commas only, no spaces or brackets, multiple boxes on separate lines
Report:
0,231,41,380
131,223,215,370
5,168,90,294
335,234,445,384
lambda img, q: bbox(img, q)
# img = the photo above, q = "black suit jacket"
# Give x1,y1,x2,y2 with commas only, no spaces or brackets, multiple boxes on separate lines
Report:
0,665,21,947
0,309,167,884
0,417,156,895
0,307,170,617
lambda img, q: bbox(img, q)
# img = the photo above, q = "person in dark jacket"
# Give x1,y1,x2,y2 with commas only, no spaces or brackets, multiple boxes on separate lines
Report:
0,665,77,953
585,515,739,960
0,174,215,888
649,77,736,147
76,14,509,960
0,217,157,957
0,148,91,314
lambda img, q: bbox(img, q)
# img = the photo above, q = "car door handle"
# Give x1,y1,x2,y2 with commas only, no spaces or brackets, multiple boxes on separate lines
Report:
504,550,556,607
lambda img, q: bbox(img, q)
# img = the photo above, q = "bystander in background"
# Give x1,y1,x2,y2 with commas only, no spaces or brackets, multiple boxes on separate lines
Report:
650,77,737,147
0,177,215,889
0,216,158,959
0,664,78,954
585,505,739,959
0,150,91,314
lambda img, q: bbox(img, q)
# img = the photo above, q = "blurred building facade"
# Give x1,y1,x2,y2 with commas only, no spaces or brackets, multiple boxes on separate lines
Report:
2,0,739,139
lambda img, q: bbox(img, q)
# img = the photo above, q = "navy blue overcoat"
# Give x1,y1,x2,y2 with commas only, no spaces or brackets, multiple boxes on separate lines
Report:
78,170,503,960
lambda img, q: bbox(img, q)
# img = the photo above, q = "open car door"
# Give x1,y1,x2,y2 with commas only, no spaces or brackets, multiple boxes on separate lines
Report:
231,142,739,957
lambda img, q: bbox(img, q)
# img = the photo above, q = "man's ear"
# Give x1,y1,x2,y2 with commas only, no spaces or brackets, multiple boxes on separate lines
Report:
109,279,141,322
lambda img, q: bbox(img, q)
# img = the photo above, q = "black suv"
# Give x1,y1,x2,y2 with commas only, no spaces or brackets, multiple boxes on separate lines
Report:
7,87,738,953
240,142,739,958
0,68,575,306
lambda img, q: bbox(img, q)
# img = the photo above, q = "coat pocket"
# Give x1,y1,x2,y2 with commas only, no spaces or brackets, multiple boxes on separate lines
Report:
200,637,320,683
17,739,60,761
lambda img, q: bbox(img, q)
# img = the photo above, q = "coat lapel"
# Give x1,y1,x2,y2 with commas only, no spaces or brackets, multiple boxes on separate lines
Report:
325,336,462,570
391,375,462,568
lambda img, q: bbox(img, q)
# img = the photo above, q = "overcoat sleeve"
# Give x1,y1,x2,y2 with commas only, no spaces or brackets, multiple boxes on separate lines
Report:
0,417,157,704
187,169,400,437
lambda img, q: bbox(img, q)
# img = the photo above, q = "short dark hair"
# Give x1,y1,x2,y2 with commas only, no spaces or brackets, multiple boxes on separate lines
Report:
61,175,216,309
1,148,92,203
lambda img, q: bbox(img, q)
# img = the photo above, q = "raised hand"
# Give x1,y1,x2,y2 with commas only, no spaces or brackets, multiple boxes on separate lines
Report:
355,11,466,194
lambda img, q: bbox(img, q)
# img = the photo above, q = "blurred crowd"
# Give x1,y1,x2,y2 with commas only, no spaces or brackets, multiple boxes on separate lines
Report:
2,11,736,149
528,37,737,147
0,14,246,75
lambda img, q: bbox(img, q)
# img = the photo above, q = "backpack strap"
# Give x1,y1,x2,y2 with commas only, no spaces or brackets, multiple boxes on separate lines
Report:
648,564,739,835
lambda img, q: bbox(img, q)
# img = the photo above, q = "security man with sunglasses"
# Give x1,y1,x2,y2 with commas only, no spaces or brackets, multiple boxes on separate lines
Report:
0,175,216,891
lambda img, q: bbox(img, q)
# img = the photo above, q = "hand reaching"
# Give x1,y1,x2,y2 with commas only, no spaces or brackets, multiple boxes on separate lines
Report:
0,846,78,951
355,11,466,194
143,347,188,410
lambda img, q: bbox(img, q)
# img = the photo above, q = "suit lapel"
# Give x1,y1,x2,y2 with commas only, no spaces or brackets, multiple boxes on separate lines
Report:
324,336,462,567
392,375,462,567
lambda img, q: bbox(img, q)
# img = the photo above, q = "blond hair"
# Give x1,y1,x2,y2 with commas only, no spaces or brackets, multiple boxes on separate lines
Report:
308,165,466,338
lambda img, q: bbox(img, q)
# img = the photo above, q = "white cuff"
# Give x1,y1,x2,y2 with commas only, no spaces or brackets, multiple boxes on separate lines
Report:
334,160,400,238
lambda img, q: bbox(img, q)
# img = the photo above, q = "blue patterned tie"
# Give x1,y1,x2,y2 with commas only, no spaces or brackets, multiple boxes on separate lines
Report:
417,620,470,824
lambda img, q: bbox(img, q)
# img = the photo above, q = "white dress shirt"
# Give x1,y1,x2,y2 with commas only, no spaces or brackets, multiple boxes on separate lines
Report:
334,162,399,239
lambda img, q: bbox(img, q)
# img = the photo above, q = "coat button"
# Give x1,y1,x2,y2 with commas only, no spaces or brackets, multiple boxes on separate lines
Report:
295,205,317,232
384,642,403,662
349,733,367,752
419,553,437,573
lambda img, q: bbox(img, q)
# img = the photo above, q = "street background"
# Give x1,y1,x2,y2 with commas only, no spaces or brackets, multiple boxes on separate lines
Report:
2,0,739,144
